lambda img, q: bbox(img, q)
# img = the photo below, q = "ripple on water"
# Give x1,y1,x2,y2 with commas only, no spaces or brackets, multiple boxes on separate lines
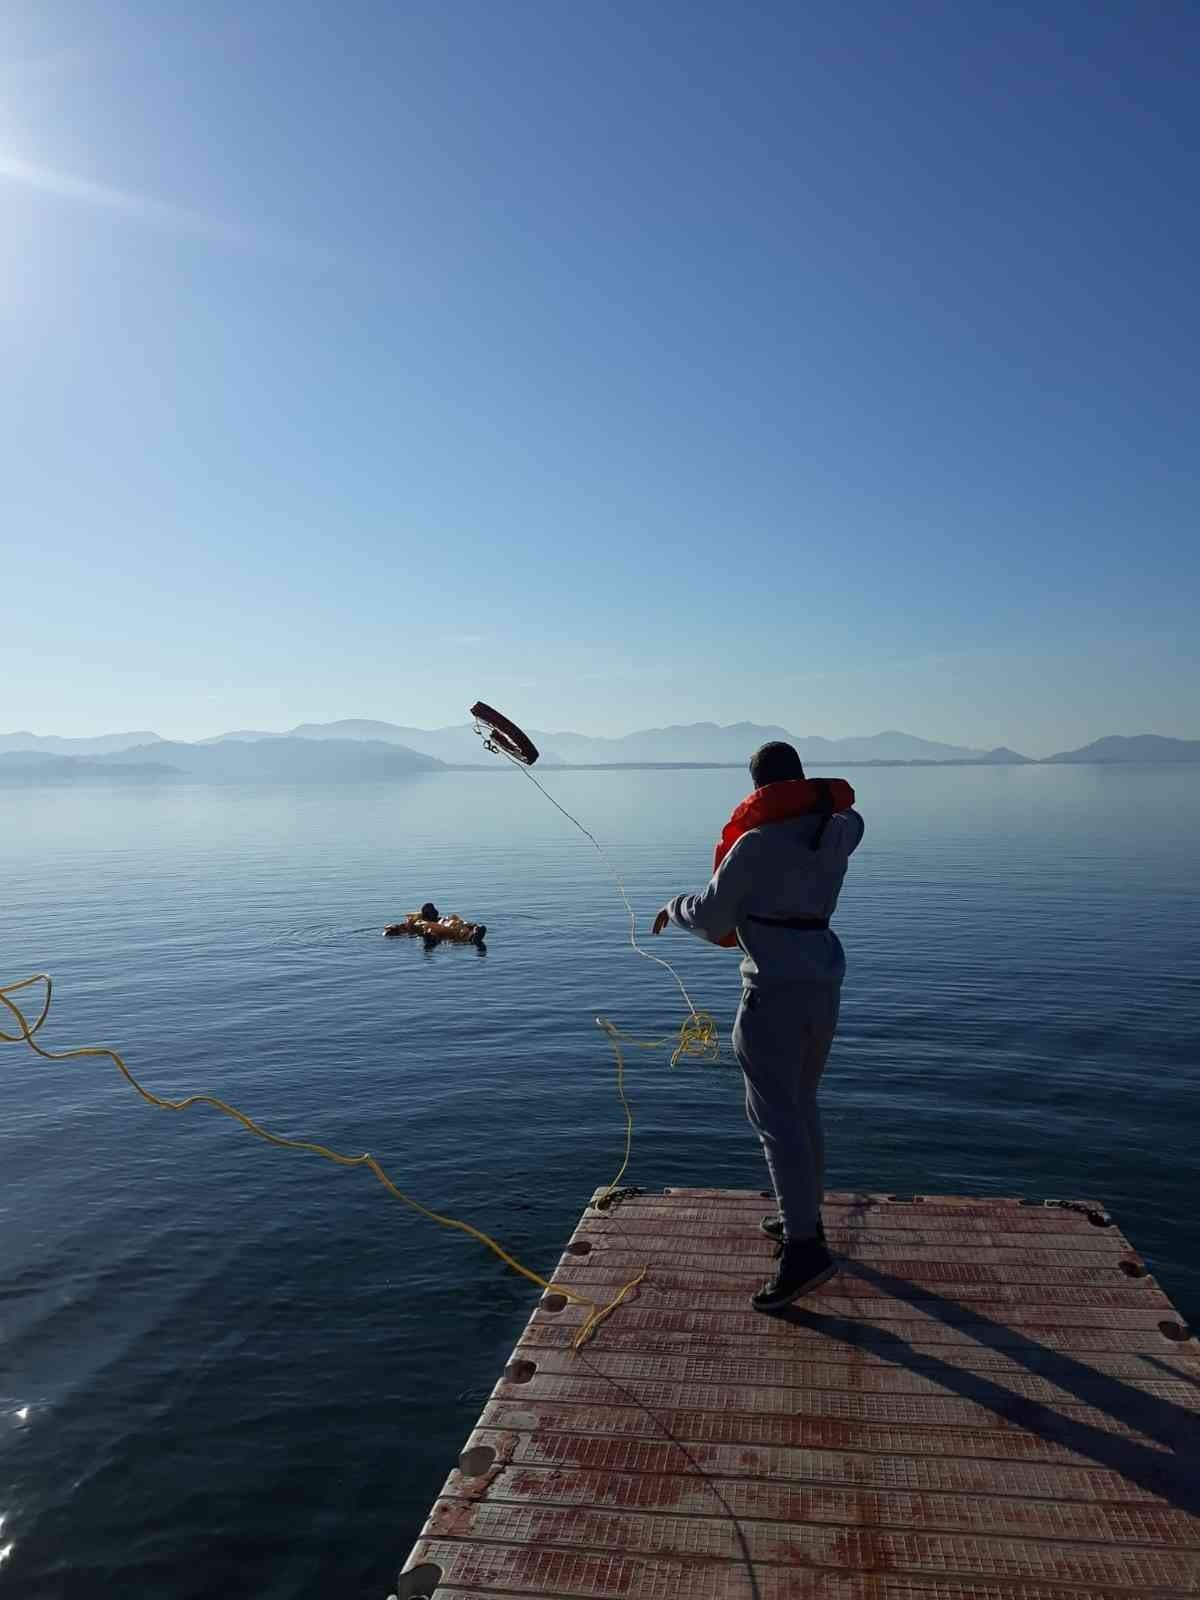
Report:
265,922,383,949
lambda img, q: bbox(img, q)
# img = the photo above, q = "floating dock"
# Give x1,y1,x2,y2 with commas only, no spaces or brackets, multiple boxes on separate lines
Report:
397,1189,1200,1600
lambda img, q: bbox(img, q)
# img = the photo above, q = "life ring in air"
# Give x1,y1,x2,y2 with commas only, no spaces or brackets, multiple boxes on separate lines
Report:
469,701,540,766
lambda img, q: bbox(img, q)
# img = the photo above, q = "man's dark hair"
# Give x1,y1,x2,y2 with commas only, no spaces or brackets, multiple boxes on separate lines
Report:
749,741,805,787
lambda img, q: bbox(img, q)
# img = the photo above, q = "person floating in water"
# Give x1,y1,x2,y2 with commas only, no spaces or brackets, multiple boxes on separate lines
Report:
653,741,864,1312
383,902,487,946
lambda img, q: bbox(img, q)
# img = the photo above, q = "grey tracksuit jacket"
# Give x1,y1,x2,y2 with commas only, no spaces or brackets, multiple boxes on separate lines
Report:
668,808,865,985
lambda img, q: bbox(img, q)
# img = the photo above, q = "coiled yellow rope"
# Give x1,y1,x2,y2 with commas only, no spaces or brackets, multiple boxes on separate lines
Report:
0,972,641,1352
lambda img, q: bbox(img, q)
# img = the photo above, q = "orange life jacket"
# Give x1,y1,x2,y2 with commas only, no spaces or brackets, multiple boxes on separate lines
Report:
712,777,856,947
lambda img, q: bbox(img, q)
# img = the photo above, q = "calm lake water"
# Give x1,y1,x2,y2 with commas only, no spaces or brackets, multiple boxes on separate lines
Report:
1,764,1198,1597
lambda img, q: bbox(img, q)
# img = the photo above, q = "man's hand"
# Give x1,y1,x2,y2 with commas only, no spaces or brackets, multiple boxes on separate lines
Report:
651,906,671,936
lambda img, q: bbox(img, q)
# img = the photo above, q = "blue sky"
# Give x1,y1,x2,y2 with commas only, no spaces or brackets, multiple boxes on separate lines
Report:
2,0,1196,756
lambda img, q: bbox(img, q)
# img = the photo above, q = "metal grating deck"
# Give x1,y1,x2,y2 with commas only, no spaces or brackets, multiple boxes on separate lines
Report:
396,1190,1200,1600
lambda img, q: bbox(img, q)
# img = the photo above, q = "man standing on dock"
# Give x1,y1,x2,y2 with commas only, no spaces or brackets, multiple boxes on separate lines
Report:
653,741,864,1311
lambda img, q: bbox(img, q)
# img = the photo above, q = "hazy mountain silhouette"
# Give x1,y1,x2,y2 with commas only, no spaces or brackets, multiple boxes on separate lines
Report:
975,746,1033,764
286,719,485,763
0,752,177,786
1043,734,1200,764
543,725,993,765
98,738,443,782
241,718,1008,765
7,721,1197,777
195,722,1200,766
0,729,164,755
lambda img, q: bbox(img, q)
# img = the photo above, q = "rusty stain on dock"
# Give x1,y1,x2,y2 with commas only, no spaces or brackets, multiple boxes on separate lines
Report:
398,1190,1200,1600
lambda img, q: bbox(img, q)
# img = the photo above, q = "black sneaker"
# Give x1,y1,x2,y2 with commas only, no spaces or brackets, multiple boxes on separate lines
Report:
760,1212,826,1243
751,1239,837,1312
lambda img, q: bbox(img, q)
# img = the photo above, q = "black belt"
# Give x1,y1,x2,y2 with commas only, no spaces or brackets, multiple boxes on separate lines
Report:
746,914,830,930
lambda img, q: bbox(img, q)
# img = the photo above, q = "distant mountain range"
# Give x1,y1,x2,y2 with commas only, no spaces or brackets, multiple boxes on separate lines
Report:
0,737,440,786
0,752,179,786
0,729,162,756
197,718,1013,766
1041,734,1200,764
199,718,488,764
1,721,1197,785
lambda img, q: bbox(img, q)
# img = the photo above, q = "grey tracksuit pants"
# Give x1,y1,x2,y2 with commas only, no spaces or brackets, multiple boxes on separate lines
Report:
732,981,841,1242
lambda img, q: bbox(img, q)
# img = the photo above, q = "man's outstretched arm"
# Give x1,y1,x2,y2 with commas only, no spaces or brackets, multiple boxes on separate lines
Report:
651,837,756,943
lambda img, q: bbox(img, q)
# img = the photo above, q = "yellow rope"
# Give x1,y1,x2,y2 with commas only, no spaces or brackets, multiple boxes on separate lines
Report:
0,972,638,1353
592,1012,718,1195
2,754,718,1358
492,746,705,1017
485,750,720,1341
493,745,720,1112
